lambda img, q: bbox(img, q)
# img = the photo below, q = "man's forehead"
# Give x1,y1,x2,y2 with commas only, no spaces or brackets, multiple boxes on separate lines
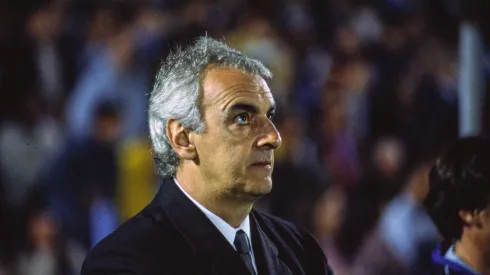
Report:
202,67,273,106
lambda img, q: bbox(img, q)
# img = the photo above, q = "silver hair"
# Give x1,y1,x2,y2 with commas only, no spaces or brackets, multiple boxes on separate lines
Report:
148,36,273,177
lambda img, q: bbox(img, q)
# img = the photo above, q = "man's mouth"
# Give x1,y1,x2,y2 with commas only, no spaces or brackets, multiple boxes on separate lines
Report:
251,161,272,167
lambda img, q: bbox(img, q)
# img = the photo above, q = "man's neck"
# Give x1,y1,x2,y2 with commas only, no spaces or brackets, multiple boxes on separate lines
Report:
175,172,253,228
455,236,490,274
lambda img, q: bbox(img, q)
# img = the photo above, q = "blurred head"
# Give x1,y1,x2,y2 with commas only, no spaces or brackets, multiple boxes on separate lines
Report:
372,137,406,179
25,0,66,42
314,185,346,237
343,59,371,94
86,0,137,42
424,137,490,248
149,37,281,199
28,210,58,248
92,101,121,143
23,188,60,250
334,25,360,56
238,14,275,38
282,3,315,46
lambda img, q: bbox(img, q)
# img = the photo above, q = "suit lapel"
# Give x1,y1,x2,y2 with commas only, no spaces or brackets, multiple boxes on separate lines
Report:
251,212,293,275
153,177,252,275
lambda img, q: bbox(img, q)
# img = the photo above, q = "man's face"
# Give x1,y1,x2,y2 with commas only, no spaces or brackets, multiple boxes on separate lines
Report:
192,67,281,201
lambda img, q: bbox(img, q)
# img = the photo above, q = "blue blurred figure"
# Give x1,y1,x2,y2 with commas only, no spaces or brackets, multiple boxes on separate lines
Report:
41,101,121,250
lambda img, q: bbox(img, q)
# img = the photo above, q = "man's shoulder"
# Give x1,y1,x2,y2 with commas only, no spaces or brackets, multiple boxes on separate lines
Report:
90,208,167,249
253,210,310,241
253,210,334,274
81,205,186,274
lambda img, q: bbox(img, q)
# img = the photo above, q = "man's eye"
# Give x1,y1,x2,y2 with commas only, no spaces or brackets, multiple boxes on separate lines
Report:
235,114,250,125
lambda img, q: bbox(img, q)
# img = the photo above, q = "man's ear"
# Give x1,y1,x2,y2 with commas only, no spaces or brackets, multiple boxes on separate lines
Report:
459,209,481,226
166,118,196,160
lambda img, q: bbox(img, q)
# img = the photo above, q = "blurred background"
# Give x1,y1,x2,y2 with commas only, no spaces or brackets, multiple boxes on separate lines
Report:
1,0,490,274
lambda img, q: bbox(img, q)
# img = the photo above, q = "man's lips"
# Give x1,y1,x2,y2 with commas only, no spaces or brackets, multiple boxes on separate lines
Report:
251,161,272,166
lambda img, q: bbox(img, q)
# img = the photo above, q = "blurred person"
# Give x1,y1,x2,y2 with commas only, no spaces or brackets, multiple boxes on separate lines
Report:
1,0,79,118
0,93,63,208
81,0,168,66
332,24,362,60
15,189,85,275
314,185,350,275
395,41,458,157
65,0,151,140
351,159,439,275
366,22,413,140
424,137,490,275
279,1,317,50
41,101,121,250
321,76,361,188
80,0,139,64
82,37,334,274
268,112,327,231
332,136,407,264
227,14,295,110
177,0,242,38
274,112,321,168
367,35,458,157
23,0,74,112
286,2,332,131
0,0,70,219
294,46,332,130
0,92,63,261
341,58,374,145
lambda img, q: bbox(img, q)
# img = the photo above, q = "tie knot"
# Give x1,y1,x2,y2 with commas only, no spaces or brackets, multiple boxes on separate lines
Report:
234,230,251,254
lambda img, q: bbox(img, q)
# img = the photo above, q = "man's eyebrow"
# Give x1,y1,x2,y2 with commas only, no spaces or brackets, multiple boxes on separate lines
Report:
228,103,259,114
226,102,276,115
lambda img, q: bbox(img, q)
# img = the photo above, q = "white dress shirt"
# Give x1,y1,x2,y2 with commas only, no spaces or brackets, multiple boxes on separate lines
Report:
174,178,258,273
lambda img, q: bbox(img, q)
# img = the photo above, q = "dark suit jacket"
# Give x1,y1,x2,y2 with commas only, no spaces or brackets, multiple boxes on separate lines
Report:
82,177,334,274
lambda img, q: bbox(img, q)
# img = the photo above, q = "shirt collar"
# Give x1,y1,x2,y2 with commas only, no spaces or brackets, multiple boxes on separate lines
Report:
173,178,252,249
445,244,481,275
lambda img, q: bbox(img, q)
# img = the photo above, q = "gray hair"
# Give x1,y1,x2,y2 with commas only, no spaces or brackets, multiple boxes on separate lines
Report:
148,36,273,177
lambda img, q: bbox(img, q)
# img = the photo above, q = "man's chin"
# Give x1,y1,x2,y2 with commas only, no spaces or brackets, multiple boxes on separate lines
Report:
248,177,273,196
230,176,273,201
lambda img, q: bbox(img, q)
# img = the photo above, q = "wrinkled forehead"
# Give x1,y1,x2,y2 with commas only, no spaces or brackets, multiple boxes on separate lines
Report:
201,67,274,108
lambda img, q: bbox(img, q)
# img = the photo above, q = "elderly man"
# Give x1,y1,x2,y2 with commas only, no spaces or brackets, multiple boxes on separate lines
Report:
424,137,490,275
81,37,333,274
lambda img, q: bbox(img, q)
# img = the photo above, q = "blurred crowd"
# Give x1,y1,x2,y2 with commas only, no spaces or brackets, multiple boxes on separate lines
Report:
0,0,489,274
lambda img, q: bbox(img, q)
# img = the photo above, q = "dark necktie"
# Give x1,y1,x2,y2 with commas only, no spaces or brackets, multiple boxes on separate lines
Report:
234,230,257,275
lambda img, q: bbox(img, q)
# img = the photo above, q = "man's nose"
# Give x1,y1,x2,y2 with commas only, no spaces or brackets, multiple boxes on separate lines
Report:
257,121,282,150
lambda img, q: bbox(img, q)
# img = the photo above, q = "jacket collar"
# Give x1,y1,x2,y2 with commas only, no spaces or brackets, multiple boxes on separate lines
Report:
152,177,290,275
251,211,292,275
